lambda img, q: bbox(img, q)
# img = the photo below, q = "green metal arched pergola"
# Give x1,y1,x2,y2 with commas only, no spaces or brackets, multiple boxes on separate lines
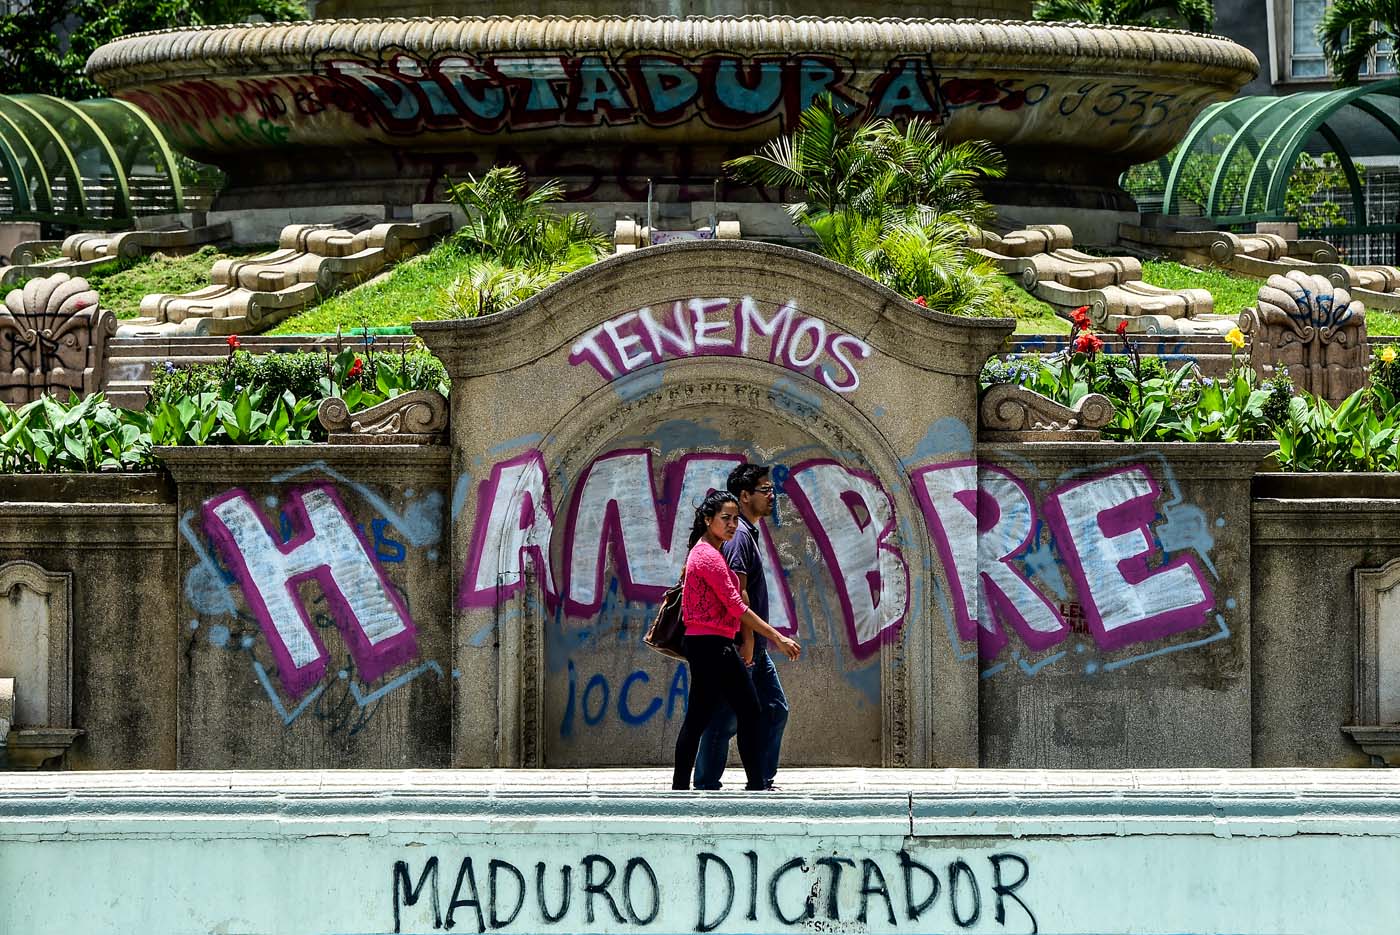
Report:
1131,78,1400,227
0,94,188,229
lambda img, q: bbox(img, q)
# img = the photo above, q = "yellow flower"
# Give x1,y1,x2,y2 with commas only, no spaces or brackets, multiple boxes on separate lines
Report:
1225,327,1246,351
1382,345,1397,365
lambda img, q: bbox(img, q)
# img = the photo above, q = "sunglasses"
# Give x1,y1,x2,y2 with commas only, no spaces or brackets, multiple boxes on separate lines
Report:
753,485,776,495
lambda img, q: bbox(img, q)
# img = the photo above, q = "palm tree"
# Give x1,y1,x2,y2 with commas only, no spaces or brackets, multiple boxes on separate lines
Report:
724,97,1006,316
1319,0,1400,86
445,166,608,268
1031,0,1214,31
725,97,1005,232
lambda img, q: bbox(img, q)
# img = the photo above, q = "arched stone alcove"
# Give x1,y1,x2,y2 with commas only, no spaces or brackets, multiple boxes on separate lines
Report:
417,240,1011,768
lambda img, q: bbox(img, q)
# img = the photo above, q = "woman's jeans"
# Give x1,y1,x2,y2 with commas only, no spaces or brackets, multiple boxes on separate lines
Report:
693,651,789,789
672,635,765,790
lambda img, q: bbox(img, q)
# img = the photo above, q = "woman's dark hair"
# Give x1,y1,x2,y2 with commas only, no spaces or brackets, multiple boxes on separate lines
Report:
687,490,739,548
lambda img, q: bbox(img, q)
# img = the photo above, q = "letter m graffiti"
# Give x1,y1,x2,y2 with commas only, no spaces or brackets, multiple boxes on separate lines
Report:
203,483,418,698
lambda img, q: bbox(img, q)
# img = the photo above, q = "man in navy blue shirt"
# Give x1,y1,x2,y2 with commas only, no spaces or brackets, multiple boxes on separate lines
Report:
693,462,790,790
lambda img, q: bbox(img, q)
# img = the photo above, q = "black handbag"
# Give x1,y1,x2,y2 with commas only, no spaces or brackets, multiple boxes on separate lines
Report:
644,573,686,660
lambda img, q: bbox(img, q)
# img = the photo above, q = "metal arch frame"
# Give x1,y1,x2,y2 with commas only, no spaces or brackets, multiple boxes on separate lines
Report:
0,96,88,216
25,94,132,220
0,129,32,214
1158,78,1400,225
1203,94,1314,217
1162,100,1232,215
1315,123,1369,224
103,98,186,212
1161,97,1278,216
1258,83,1387,217
1240,89,1350,218
1264,82,1400,219
0,107,51,214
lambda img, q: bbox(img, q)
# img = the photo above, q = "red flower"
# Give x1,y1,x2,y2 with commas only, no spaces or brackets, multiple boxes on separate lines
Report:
1074,331,1104,355
1070,306,1092,330
1116,320,1129,337
913,296,928,307
348,357,364,379
226,335,240,349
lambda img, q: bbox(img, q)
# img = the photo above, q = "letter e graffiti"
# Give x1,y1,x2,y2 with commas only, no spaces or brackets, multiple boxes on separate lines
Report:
203,484,418,698
1043,465,1212,651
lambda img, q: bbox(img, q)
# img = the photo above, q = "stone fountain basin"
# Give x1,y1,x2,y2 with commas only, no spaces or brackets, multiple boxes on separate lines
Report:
86,17,1258,209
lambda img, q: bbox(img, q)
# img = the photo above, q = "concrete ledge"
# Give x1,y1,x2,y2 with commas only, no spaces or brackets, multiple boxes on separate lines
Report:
3,767,1400,825
2,769,1399,934
0,502,176,546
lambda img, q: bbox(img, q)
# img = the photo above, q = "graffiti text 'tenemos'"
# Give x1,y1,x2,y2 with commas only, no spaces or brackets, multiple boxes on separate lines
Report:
569,297,872,393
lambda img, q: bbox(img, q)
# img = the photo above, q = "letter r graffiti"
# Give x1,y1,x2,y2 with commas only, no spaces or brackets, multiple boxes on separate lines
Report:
913,461,1067,658
202,484,418,698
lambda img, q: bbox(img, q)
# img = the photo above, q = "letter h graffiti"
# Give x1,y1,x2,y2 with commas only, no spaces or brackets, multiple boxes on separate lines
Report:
203,484,419,698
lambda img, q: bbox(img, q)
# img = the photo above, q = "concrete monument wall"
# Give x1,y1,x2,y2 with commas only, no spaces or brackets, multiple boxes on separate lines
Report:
2,243,1399,771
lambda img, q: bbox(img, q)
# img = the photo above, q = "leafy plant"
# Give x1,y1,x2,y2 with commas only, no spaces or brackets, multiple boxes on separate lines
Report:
446,166,608,269
1274,385,1400,472
0,393,152,472
0,0,305,99
1320,0,1400,85
726,96,1006,317
980,341,1400,470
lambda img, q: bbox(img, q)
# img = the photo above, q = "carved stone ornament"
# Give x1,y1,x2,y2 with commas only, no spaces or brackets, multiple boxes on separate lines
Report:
0,273,117,405
979,383,1115,441
318,389,448,444
1239,270,1368,406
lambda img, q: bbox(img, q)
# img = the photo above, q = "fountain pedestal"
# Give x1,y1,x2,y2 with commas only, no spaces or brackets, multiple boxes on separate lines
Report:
86,17,1258,213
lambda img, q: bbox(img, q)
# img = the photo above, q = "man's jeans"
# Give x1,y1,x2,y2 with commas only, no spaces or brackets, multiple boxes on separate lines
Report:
693,652,788,789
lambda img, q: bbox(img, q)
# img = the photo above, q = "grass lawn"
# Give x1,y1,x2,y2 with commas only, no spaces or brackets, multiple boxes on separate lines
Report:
1139,260,1261,319
1364,309,1400,335
268,242,477,335
85,245,267,319
985,276,1069,334
1141,258,1400,334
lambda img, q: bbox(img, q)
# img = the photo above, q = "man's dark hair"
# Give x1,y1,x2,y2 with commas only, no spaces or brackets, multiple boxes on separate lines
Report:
727,462,770,497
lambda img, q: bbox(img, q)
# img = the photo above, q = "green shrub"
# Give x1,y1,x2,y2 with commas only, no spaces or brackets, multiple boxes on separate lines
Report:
0,393,152,472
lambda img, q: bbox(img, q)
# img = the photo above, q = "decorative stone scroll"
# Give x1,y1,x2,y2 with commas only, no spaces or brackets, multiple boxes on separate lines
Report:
0,560,81,769
134,213,451,336
317,390,448,444
1239,270,1367,405
972,224,1229,335
1344,557,1400,765
0,273,117,406
979,384,1114,441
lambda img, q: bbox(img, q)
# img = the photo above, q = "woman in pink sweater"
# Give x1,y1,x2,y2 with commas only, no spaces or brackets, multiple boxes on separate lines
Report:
672,490,800,791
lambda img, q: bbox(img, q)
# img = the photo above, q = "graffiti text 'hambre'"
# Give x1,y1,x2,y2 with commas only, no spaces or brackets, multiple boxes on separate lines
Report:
569,297,872,393
461,449,903,658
